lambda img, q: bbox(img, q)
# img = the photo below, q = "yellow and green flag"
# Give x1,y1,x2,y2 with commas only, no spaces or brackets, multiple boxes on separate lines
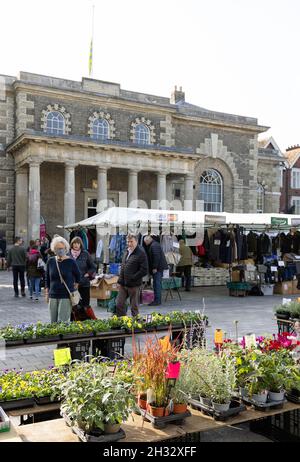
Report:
89,39,93,76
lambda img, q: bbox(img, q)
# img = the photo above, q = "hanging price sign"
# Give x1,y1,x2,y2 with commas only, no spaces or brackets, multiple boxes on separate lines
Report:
54,348,71,367
166,362,181,379
214,329,223,345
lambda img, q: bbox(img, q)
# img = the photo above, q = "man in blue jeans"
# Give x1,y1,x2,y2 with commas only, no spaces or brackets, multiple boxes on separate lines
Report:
144,235,168,306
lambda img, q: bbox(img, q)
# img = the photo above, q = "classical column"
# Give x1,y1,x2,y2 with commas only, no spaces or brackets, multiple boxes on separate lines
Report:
166,179,173,204
15,166,29,244
157,172,167,202
97,167,108,212
128,169,139,207
184,174,194,211
28,161,41,240
64,163,76,235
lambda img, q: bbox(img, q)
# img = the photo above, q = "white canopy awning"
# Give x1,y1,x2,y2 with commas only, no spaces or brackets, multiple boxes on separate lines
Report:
64,207,300,231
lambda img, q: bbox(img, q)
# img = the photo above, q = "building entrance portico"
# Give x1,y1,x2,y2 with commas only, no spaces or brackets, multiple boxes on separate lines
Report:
9,134,198,241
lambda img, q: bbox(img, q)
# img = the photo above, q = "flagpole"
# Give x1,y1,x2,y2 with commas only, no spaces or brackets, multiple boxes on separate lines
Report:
89,4,95,77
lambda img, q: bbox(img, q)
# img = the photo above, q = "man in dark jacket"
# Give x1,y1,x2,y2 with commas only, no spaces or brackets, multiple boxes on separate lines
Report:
116,234,148,317
144,235,168,306
7,236,27,297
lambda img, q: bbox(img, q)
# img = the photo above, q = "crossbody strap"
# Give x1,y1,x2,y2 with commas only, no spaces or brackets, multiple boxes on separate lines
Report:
55,257,72,296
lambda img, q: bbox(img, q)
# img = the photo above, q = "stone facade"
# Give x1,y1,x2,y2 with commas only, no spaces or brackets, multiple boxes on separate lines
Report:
0,72,283,243
0,76,15,242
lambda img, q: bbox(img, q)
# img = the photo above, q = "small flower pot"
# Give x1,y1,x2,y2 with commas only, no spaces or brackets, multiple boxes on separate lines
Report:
104,423,121,434
173,403,187,414
252,392,268,404
239,387,248,397
269,391,285,401
199,396,212,407
147,404,165,417
211,401,230,412
137,394,147,410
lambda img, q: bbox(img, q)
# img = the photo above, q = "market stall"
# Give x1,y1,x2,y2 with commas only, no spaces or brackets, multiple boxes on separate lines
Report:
65,208,300,299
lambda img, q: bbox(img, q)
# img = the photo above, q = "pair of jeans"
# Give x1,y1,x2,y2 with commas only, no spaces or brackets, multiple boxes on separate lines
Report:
29,277,41,298
12,266,25,295
153,271,163,304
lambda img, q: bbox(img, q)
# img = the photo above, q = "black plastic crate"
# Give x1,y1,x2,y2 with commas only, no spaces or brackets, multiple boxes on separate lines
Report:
276,319,295,335
58,341,91,361
250,410,300,442
92,337,125,359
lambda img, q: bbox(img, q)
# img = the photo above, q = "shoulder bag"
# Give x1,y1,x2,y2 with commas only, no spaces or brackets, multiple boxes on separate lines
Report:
55,257,81,306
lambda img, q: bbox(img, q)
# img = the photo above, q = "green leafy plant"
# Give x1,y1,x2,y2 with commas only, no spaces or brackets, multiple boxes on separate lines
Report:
60,359,135,432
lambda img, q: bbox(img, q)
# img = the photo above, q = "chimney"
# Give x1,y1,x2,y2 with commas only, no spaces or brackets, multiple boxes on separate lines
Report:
170,85,185,104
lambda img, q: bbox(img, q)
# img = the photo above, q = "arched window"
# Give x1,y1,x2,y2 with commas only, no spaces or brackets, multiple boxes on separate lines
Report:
257,184,265,213
46,111,65,135
134,123,150,145
199,169,223,212
92,118,109,140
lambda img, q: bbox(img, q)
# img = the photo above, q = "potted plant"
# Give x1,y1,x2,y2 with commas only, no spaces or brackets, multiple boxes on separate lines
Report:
247,377,269,404
60,359,135,437
262,351,296,401
169,366,189,414
209,355,236,412
275,307,291,320
132,333,179,417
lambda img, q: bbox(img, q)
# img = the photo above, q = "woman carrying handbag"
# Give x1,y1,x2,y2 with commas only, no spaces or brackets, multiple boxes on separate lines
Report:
68,236,97,320
45,236,81,323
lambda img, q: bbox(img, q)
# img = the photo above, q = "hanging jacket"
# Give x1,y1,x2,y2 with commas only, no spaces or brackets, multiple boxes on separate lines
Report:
247,231,257,255
257,233,272,256
280,233,293,254
209,230,222,261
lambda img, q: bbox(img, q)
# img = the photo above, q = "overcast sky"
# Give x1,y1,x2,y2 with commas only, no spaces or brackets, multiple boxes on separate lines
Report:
1,0,299,151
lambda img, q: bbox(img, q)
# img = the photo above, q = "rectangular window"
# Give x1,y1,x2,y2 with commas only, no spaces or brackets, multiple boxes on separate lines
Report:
292,197,300,214
291,169,300,189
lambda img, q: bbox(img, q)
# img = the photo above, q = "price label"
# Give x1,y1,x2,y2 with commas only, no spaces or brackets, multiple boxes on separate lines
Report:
214,240,221,246
271,266,278,272
159,335,171,352
146,314,153,324
226,241,231,247
54,348,71,367
214,329,223,344
278,261,285,267
173,242,180,249
166,362,181,379
245,333,256,348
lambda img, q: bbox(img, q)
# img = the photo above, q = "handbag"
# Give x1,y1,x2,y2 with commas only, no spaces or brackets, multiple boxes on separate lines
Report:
55,257,81,307
37,258,46,271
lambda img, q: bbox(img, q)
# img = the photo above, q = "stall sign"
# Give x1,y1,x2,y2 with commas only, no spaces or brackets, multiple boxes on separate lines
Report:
205,215,226,224
271,217,288,226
